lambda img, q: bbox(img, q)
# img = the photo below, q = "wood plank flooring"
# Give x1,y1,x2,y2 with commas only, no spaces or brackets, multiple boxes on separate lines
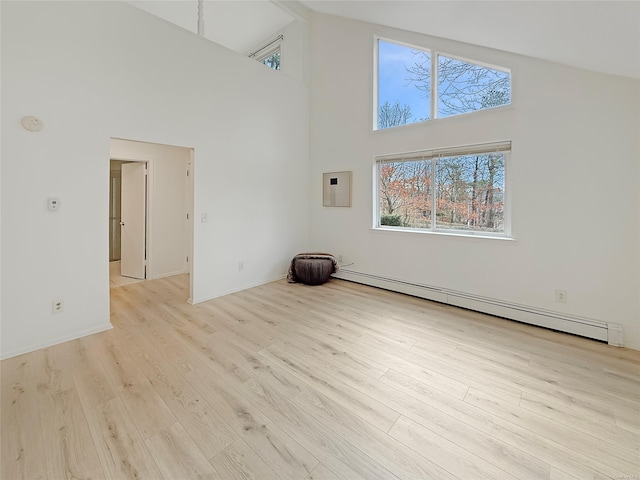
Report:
2,274,639,479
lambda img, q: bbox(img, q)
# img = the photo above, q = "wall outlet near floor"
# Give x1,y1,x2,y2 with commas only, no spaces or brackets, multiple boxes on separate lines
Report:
52,299,64,314
238,261,244,271
555,289,567,303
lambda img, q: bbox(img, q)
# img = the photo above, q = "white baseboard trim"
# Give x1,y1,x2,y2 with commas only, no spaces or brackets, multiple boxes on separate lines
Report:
1,323,113,360
189,274,287,305
333,269,612,344
149,269,188,280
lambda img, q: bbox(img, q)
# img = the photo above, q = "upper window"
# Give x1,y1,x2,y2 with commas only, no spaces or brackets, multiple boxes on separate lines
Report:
259,48,281,71
376,39,511,129
249,35,283,71
376,142,511,237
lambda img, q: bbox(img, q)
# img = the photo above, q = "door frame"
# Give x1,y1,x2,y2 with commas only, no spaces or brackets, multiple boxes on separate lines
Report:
107,136,197,303
110,147,195,299
186,150,194,301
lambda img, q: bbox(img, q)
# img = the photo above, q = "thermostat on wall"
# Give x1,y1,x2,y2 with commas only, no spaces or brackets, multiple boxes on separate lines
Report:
47,197,61,211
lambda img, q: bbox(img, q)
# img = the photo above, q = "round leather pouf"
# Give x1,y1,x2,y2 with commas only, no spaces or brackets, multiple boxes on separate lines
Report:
294,258,334,285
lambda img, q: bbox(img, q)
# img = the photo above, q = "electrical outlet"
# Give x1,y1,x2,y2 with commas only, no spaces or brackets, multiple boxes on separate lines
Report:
52,299,64,314
238,261,244,271
555,289,567,303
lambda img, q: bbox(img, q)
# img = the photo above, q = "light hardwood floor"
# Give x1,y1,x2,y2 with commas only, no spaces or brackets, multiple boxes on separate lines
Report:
2,274,639,479
109,261,144,288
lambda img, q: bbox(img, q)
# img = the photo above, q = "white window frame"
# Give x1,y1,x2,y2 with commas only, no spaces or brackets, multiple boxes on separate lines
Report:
374,141,512,239
374,36,512,130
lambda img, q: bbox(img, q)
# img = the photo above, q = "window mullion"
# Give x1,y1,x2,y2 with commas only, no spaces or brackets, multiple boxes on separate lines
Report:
431,52,437,120
431,158,437,231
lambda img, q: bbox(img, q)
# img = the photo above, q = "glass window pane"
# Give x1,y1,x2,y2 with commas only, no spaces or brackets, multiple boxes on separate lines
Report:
434,154,505,233
379,160,432,228
377,40,430,129
437,55,510,118
262,50,280,70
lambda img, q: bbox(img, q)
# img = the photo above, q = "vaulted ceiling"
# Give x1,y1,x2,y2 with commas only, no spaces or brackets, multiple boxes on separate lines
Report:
128,1,296,54
129,0,640,79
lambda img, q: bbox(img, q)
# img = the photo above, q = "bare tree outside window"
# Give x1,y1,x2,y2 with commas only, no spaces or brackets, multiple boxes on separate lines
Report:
434,154,504,231
406,51,511,117
262,50,280,71
378,101,412,129
378,152,505,234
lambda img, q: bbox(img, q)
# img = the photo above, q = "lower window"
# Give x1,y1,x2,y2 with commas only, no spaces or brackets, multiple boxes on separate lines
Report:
376,142,510,237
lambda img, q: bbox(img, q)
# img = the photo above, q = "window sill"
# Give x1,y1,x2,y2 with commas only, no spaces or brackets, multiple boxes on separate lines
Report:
371,226,516,242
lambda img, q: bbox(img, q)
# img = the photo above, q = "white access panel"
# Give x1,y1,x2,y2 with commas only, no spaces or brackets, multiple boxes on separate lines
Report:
323,171,352,207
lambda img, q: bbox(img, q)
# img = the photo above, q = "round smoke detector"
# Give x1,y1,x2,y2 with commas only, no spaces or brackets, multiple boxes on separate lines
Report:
21,116,43,132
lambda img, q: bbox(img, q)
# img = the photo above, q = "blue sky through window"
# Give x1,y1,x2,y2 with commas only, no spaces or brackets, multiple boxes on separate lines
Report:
378,40,430,125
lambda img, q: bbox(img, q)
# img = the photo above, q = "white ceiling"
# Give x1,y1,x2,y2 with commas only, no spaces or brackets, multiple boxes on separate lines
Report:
302,0,640,79
129,1,295,54
129,0,640,79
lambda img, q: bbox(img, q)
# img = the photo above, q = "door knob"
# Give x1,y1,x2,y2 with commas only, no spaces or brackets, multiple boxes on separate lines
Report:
120,221,125,226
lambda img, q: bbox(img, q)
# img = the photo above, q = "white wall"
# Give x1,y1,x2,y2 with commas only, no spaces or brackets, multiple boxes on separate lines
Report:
110,139,191,280
308,13,640,349
279,19,309,84
0,1,310,358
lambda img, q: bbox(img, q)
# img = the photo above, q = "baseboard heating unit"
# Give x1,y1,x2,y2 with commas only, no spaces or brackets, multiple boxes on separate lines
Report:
333,269,621,346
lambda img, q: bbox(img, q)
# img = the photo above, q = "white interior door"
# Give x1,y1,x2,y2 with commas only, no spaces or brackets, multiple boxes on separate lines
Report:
120,162,146,279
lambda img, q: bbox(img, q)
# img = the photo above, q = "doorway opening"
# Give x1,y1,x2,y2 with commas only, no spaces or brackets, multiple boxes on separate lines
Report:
109,138,194,299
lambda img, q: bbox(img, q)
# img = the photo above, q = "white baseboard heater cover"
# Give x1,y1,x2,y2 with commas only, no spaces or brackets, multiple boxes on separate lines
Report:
333,269,614,344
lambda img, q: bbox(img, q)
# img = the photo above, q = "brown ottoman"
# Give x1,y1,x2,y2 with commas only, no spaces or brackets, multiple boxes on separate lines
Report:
294,258,334,285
